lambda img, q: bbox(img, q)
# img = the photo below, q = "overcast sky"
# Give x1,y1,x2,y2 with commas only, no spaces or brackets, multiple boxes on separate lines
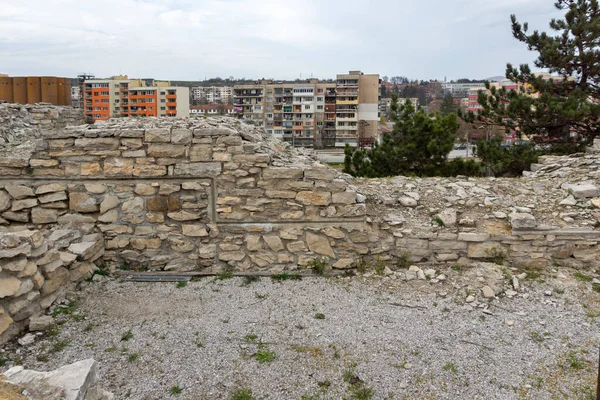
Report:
0,0,563,81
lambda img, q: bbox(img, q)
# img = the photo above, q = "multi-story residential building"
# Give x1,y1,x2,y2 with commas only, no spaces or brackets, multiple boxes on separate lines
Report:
0,75,72,106
191,86,233,104
443,82,485,98
83,76,189,123
190,104,235,115
233,71,380,148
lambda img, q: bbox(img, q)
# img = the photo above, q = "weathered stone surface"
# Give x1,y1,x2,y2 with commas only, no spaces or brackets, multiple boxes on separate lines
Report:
5,185,34,200
296,191,331,206
219,252,246,262
69,192,98,213
11,198,38,211
458,233,490,242
104,157,134,176
35,183,66,195
145,128,171,142
482,286,495,298
569,184,599,198
84,183,107,194
148,144,186,158
332,258,353,269
468,243,506,259
0,276,21,298
245,235,263,251
38,191,68,204
332,191,356,205
133,165,167,177
287,241,308,253
29,315,55,331
3,358,106,400
509,213,536,229
182,225,209,237
2,255,27,272
147,197,168,211
0,243,31,259
171,128,192,144
265,190,296,199
262,168,303,180
304,169,337,181
306,232,335,258
134,184,156,196
437,209,457,227
263,235,284,252
190,145,213,162
31,207,59,224
99,195,119,214
121,197,144,214
174,162,222,177
168,211,201,221
0,190,10,212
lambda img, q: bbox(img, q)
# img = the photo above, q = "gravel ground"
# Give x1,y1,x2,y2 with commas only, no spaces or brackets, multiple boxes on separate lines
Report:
1,265,599,400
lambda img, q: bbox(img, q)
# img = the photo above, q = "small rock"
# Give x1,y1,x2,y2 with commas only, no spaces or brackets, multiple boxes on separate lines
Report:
18,333,36,346
417,270,426,280
544,290,552,296
505,320,514,327
29,315,55,331
481,286,495,298
465,295,475,303
559,195,577,206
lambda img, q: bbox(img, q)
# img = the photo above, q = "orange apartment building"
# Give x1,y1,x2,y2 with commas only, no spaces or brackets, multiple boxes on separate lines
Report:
83,76,189,123
0,75,71,106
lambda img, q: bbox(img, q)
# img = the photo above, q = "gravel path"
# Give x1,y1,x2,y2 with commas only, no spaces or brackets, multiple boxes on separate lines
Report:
1,267,599,400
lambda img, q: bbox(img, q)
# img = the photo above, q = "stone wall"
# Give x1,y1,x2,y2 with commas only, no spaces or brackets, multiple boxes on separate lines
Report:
0,103,83,144
0,118,368,272
0,228,103,343
0,116,598,278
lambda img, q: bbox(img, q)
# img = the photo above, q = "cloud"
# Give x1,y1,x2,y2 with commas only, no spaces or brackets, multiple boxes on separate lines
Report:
0,0,565,80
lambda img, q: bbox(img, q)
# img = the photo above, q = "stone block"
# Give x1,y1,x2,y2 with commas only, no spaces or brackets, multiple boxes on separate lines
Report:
182,225,209,237
287,241,308,253
148,144,186,158
133,165,167,177
145,128,171,143
38,191,68,204
263,235,284,252
304,169,337,181
468,242,506,259
5,185,34,200
296,191,331,206
69,192,98,213
31,207,59,224
147,196,168,211
174,162,222,177
35,183,66,195
262,168,303,180
74,137,119,149
190,145,213,162
103,158,134,176
11,198,38,211
80,162,102,176
265,190,297,199
306,232,335,258
167,211,201,221
458,233,491,242
332,191,356,205
0,190,10,212
171,128,192,144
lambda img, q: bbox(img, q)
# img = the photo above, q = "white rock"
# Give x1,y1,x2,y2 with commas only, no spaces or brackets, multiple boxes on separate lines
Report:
18,333,36,346
482,286,495,298
505,320,514,327
465,295,475,303
559,195,577,206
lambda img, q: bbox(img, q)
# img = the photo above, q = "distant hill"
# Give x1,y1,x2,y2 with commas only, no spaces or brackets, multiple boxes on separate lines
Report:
485,76,505,82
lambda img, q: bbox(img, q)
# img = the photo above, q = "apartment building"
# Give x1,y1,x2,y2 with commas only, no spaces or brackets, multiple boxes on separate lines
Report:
191,86,233,104
0,75,71,106
190,104,235,115
83,76,189,123
443,82,485,98
233,71,380,148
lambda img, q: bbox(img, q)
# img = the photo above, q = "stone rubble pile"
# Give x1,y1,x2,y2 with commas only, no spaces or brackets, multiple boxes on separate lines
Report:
0,228,102,343
0,103,83,144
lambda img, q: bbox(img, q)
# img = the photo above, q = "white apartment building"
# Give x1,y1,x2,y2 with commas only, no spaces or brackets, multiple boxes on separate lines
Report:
191,86,233,104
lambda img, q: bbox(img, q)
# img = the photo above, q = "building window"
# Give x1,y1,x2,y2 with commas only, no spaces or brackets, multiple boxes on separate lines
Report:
304,105,311,110
160,99,166,103
317,105,324,110
161,107,166,110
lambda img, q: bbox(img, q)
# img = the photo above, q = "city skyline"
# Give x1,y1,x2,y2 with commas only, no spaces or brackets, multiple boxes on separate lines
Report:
1,0,563,81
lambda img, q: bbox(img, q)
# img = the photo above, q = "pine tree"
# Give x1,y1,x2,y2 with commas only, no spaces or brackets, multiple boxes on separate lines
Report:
471,0,600,146
343,95,475,177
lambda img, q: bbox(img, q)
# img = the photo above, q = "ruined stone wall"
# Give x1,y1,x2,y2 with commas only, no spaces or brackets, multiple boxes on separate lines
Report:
0,228,103,343
0,117,598,277
0,103,83,144
0,118,368,272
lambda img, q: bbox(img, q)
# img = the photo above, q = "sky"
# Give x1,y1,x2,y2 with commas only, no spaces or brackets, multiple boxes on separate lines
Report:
0,0,564,81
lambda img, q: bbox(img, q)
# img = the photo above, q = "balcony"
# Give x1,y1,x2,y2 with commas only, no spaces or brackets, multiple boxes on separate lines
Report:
337,99,359,105
166,94,177,100
166,102,177,107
